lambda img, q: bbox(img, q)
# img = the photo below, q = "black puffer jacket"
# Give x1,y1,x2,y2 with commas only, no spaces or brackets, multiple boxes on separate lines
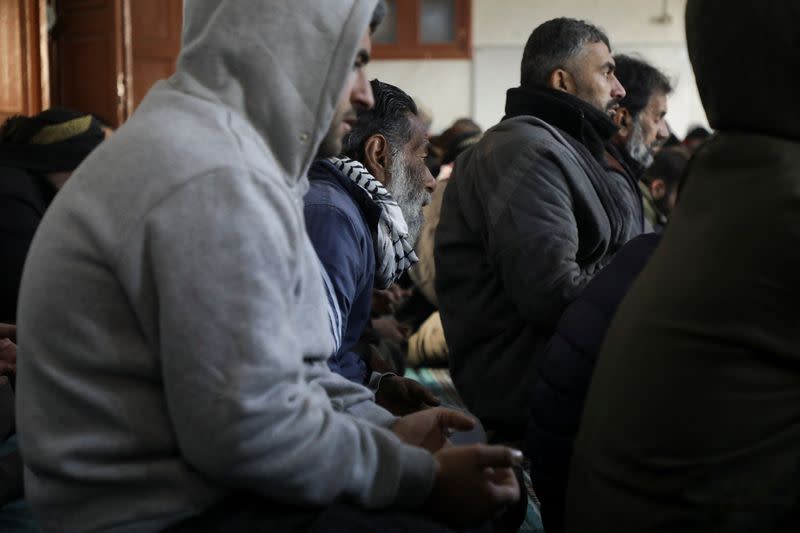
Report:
434,87,644,435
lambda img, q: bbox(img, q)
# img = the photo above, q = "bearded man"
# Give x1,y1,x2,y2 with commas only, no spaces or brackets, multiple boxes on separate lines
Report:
606,54,673,231
306,79,439,415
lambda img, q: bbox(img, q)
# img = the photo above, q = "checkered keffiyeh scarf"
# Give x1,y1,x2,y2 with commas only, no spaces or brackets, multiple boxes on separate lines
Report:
330,157,418,288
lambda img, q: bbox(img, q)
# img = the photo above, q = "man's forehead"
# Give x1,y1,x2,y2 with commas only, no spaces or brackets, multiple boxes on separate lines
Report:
580,41,613,64
407,114,429,148
648,91,669,112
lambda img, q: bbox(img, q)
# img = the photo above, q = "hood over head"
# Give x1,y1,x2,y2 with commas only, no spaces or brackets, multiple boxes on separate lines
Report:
175,0,378,182
686,0,800,140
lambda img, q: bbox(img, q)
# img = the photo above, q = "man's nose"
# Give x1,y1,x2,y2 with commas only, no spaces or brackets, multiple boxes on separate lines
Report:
657,119,670,140
351,71,374,110
424,166,436,193
611,74,626,100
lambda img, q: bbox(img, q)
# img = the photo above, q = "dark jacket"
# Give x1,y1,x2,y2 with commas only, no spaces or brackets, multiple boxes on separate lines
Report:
0,167,57,322
305,159,381,384
435,87,644,434
526,233,660,533
605,141,647,238
567,3,800,530
568,134,800,533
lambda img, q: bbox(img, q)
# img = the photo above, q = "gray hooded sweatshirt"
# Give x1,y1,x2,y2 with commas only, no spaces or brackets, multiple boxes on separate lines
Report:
15,1,436,531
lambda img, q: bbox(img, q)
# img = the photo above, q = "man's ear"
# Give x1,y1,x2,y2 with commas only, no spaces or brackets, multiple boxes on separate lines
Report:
548,69,575,94
613,107,631,135
364,134,390,183
650,178,667,200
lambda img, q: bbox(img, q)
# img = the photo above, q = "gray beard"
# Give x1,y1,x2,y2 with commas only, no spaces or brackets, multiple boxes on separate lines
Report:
387,152,429,245
625,119,654,168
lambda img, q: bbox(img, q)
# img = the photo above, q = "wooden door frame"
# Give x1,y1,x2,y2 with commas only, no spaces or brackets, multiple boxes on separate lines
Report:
0,0,50,121
29,0,51,112
48,0,133,126
119,0,133,123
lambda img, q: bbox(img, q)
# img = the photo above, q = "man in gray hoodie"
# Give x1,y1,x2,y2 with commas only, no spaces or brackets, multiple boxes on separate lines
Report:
15,2,519,532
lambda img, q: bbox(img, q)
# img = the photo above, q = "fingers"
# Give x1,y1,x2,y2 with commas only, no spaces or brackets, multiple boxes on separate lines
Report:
0,362,16,376
487,468,520,505
0,324,16,342
423,393,441,406
433,407,475,431
474,445,523,468
405,379,441,405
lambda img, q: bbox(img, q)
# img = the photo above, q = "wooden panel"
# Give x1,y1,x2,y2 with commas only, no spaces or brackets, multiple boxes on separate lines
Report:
57,32,117,122
130,0,181,108
0,1,25,117
53,0,126,126
132,58,174,109
0,0,46,122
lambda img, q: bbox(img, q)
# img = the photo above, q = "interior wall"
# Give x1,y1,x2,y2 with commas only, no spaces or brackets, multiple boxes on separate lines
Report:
371,0,708,137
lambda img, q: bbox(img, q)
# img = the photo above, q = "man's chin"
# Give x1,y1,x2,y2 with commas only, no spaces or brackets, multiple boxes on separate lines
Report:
316,137,343,159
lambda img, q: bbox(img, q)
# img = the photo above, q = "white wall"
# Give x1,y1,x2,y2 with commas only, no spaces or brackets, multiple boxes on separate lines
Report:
365,59,472,132
370,0,708,137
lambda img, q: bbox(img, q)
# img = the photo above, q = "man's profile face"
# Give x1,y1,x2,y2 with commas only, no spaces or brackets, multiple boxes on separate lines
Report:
384,114,436,244
570,41,626,116
626,91,669,167
318,29,374,158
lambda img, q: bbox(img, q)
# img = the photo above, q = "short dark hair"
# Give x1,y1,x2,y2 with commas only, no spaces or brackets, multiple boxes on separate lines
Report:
643,146,689,190
684,126,711,141
370,1,387,34
521,17,611,88
614,54,673,119
342,79,418,162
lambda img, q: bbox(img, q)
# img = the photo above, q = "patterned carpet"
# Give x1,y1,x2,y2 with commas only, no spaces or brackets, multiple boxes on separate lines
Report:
404,367,545,532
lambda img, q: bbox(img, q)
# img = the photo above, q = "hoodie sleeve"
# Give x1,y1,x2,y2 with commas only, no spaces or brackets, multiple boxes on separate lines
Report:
141,171,435,510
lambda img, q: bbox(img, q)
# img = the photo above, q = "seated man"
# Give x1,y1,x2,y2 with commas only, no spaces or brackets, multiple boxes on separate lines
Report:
605,54,673,234
434,18,628,439
305,79,439,415
16,2,519,532
567,1,800,530
525,233,660,533
0,109,106,322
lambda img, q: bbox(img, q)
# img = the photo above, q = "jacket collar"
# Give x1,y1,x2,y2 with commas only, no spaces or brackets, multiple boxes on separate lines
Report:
308,159,383,229
504,86,619,163
605,140,645,182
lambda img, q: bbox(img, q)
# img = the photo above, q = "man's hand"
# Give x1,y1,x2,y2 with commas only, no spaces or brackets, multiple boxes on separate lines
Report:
372,284,412,315
391,406,473,453
371,316,409,345
0,338,16,376
376,375,440,416
0,324,16,343
425,445,522,528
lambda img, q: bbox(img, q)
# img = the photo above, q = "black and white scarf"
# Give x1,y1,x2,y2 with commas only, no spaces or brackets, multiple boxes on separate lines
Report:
330,157,418,288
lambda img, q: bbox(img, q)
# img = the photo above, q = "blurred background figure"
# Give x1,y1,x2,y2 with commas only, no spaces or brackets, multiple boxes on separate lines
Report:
0,108,106,323
426,118,482,179
639,146,689,232
405,120,482,369
682,124,712,153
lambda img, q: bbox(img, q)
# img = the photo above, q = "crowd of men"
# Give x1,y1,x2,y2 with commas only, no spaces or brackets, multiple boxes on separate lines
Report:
0,0,797,532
